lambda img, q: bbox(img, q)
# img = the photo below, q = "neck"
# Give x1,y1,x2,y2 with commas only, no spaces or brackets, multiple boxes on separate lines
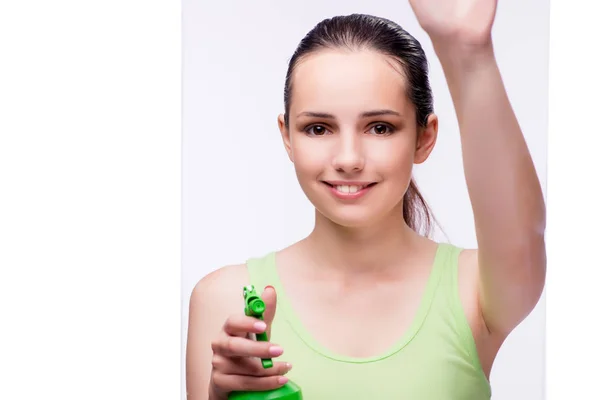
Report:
301,205,425,276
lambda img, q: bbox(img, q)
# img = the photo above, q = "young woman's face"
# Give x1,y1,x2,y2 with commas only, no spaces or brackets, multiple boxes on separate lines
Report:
278,49,437,228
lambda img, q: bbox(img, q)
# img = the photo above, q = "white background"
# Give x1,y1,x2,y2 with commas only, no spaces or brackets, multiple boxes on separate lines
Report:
182,1,548,399
0,1,598,399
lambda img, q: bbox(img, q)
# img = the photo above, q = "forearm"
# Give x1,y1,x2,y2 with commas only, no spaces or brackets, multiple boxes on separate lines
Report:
436,42,545,254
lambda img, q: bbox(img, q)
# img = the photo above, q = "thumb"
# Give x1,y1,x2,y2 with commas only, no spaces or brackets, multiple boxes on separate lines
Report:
261,285,277,339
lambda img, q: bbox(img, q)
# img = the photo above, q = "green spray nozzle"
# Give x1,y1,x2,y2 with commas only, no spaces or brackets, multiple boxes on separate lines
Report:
229,285,303,399
243,285,273,369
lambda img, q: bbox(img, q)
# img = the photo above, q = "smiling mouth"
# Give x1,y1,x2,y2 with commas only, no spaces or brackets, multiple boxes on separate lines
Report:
322,182,377,194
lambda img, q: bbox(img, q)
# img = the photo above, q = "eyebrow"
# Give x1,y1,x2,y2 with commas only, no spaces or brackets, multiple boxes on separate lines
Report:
296,109,402,119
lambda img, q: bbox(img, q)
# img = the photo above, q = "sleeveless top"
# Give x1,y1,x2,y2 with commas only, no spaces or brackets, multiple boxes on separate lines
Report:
245,243,492,399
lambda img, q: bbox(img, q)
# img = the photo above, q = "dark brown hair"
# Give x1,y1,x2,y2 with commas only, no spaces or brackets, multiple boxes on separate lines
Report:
283,14,436,236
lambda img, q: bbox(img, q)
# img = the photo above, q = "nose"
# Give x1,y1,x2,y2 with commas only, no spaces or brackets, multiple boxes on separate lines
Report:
331,131,365,173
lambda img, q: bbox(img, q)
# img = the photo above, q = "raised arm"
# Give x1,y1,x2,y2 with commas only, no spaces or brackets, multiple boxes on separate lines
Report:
410,0,546,335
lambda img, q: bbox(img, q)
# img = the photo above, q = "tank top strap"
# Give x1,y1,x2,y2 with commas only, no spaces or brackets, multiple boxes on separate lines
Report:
245,252,278,292
431,243,489,385
432,242,469,323
420,242,459,308
436,243,471,323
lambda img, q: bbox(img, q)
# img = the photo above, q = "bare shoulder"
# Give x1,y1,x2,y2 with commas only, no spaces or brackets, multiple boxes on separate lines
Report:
190,263,250,308
186,264,249,400
188,263,250,337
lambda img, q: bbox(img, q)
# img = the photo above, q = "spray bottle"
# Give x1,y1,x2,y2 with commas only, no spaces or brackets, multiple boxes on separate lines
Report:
228,285,303,400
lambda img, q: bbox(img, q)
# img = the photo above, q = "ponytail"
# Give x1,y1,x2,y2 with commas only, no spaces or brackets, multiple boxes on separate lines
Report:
402,179,435,237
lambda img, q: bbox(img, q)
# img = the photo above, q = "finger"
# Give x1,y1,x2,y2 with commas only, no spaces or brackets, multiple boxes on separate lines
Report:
212,335,284,359
211,372,289,394
261,285,277,338
222,314,268,337
212,354,292,377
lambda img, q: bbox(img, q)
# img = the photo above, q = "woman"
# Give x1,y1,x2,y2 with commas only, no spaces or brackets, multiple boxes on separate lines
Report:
186,0,546,398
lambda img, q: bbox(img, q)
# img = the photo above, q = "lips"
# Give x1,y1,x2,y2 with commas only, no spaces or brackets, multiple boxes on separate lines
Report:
322,181,377,200
332,184,368,193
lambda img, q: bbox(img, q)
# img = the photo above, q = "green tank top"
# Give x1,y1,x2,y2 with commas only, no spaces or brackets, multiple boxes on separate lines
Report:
245,243,491,399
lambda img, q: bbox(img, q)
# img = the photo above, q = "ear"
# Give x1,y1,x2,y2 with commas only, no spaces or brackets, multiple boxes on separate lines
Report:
278,113,294,162
414,114,438,164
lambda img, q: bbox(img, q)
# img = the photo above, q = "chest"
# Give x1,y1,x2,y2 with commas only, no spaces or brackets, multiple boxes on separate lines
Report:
281,278,427,358
270,326,491,400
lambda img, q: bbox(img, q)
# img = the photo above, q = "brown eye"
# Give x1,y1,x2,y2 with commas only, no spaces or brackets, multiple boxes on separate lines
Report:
369,124,394,136
306,125,329,136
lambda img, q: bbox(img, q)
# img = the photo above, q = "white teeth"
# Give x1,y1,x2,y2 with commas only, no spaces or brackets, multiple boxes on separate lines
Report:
335,185,365,193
